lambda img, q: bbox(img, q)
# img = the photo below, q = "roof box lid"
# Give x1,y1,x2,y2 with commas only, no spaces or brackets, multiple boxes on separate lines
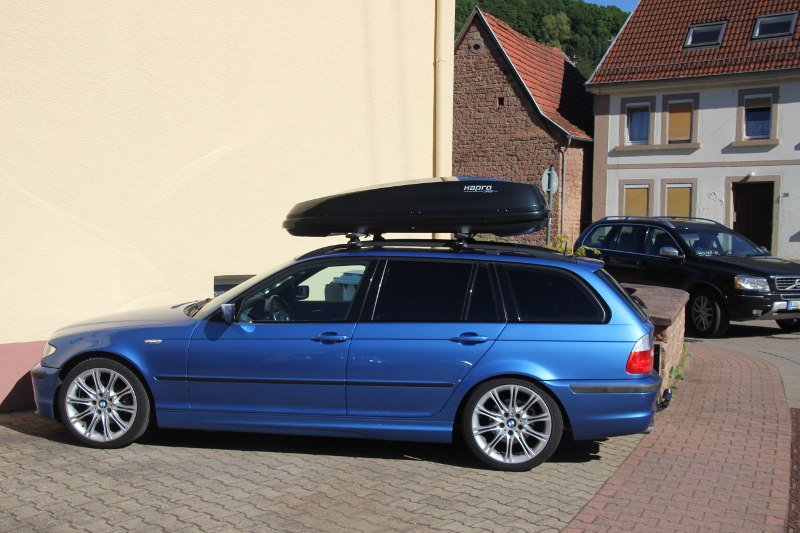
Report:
282,177,548,237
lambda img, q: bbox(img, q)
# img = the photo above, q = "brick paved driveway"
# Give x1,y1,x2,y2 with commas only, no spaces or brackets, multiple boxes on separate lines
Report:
0,412,640,532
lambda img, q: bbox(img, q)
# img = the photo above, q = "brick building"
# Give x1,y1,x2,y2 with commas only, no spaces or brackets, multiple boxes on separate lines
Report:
453,8,594,245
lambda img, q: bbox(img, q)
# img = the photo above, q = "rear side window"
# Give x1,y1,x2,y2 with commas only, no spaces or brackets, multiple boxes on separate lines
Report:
504,266,606,323
584,225,614,249
609,225,646,253
372,260,472,321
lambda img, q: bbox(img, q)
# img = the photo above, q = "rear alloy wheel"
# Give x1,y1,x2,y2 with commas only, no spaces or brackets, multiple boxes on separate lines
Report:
777,319,800,332
461,378,562,471
59,358,150,448
688,290,729,338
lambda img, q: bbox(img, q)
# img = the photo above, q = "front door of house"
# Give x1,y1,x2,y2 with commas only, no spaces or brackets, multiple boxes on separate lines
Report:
732,181,774,250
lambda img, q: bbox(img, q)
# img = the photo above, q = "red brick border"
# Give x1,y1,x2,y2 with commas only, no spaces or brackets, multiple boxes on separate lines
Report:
565,343,791,532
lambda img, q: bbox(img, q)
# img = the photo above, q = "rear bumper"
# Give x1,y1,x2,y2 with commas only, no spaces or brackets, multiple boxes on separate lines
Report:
30,363,60,419
548,372,661,440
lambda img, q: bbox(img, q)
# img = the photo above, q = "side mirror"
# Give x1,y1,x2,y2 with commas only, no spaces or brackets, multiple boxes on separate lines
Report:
659,246,684,260
220,303,235,324
294,285,310,301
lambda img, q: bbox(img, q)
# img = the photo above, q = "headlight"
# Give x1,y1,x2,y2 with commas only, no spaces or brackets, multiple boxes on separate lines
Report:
734,275,769,292
42,343,57,357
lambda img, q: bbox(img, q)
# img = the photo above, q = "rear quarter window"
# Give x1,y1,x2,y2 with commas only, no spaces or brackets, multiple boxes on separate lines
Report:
503,266,607,323
583,225,614,249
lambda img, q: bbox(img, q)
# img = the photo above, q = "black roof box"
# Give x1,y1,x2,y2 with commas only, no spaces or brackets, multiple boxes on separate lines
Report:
283,177,548,237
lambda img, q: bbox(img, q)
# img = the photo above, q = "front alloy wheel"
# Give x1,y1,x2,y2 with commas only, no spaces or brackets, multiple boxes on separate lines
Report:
59,358,150,448
462,379,562,471
688,290,729,338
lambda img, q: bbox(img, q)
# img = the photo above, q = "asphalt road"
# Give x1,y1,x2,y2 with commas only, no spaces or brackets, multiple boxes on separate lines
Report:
691,320,800,407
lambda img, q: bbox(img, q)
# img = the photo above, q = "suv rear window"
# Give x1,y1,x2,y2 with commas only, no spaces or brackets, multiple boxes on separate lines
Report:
372,260,472,321
504,266,606,323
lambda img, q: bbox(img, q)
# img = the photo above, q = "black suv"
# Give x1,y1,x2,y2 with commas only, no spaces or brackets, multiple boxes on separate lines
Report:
575,216,800,337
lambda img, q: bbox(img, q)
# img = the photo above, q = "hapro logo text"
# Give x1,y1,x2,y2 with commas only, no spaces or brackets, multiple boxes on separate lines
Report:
463,185,496,193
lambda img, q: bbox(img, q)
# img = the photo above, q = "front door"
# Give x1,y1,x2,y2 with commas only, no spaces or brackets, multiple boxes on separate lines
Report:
733,181,774,250
188,260,371,415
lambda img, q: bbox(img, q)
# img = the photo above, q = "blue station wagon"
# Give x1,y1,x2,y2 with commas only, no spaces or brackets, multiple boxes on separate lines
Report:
31,179,661,471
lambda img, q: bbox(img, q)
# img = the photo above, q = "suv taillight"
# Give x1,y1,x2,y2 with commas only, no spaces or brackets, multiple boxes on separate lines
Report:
626,334,654,374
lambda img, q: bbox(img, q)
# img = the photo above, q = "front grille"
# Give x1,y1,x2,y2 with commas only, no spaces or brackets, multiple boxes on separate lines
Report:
775,277,800,291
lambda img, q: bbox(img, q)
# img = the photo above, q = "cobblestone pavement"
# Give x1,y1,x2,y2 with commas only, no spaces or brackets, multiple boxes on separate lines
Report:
0,410,640,532
565,343,791,532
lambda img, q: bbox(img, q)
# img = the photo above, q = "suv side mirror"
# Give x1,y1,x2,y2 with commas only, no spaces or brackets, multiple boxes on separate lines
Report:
294,285,310,301
659,246,684,260
220,303,235,324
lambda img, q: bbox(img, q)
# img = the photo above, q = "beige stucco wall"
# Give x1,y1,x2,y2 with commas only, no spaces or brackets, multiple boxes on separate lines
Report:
0,0,454,343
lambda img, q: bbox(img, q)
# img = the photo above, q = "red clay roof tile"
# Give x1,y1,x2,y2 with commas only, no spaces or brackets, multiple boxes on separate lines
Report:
479,10,593,140
590,0,800,84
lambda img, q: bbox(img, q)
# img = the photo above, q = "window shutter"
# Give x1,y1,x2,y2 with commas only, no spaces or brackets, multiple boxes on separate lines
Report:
668,102,692,143
624,187,649,216
666,186,692,217
745,97,771,109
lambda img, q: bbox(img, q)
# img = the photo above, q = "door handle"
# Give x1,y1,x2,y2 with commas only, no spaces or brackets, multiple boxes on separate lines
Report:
312,332,349,343
450,333,489,344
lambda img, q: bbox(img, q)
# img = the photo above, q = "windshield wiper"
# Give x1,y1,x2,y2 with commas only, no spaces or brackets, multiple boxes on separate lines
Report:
187,298,212,316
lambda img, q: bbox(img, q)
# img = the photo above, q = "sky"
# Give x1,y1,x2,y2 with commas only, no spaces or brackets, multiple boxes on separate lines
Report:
586,0,639,12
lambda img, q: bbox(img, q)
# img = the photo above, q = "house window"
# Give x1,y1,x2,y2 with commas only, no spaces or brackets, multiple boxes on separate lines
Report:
665,184,693,217
753,12,798,40
626,105,650,144
623,185,650,216
685,22,726,48
667,102,693,143
735,88,779,145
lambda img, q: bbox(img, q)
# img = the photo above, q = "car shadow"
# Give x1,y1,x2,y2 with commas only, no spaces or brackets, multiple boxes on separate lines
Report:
687,321,796,341
1,411,606,470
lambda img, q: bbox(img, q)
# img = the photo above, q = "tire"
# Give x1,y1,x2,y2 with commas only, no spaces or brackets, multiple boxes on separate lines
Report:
461,378,563,471
777,319,800,332
58,358,151,448
687,289,729,338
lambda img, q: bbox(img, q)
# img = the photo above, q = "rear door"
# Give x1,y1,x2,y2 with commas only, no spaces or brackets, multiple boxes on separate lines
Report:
347,259,506,417
598,224,649,284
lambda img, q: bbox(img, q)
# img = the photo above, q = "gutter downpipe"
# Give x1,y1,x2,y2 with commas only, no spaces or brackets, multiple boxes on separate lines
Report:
433,0,454,179
560,137,572,241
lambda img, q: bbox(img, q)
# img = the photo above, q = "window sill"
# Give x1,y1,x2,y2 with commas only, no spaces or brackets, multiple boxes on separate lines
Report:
614,143,700,152
730,139,780,148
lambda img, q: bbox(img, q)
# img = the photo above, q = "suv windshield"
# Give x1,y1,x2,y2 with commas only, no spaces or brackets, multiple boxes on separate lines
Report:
676,227,767,257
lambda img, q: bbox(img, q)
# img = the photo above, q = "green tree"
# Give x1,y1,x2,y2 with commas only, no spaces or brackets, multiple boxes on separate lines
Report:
455,0,628,77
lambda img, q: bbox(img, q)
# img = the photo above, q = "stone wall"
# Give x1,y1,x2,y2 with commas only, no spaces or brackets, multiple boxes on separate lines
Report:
452,20,588,246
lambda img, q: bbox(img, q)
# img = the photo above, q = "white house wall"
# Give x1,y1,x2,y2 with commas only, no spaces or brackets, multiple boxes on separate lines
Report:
603,77,800,258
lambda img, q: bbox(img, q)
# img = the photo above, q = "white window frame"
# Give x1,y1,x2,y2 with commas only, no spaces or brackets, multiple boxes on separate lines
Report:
625,104,651,145
684,21,727,48
752,12,798,40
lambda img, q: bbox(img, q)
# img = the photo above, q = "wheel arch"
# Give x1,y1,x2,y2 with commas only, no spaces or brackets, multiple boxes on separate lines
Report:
54,351,156,426
452,373,573,442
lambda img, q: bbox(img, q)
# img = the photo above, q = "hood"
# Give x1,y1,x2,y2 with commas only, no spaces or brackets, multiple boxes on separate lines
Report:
52,303,197,338
700,256,800,276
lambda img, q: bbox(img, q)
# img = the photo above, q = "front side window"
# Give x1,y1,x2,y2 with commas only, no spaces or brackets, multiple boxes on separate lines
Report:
504,267,605,323
626,105,650,144
744,97,772,139
753,12,798,40
372,260,472,322
645,227,680,256
685,22,726,48
239,262,368,322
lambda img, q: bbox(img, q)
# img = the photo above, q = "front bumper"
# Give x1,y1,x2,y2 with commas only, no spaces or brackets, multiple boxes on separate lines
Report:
726,292,800,322
30,363,61,419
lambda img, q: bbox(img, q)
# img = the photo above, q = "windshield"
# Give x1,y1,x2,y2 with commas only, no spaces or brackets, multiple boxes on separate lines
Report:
676,227,767,257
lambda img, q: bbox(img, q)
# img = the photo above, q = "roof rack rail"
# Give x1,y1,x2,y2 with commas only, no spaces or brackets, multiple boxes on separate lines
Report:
598,215,726,229
296,237,575,262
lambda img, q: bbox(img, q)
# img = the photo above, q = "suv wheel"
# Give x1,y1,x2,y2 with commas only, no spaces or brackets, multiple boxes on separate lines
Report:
461,378,563,471
777,319,800,332
688,289,729,338
59,358,151,448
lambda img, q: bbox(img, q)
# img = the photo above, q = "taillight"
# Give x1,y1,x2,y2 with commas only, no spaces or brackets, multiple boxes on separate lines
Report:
626,334,654,374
